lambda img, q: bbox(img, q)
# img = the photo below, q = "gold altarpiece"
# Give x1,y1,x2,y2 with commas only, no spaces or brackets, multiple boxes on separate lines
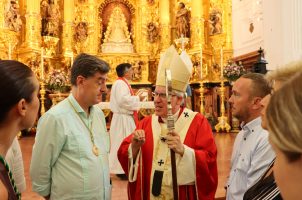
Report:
0,0,234,131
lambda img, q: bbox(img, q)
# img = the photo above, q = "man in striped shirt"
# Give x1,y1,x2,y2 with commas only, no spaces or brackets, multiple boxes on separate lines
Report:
226,73,275,200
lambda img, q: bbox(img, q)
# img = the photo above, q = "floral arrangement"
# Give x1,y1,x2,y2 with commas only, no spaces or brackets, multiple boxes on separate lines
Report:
47,70,69,93
223,61,246,82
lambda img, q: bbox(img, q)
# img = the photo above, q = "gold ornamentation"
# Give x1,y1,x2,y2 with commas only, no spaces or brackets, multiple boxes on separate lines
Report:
92,145,99,156
215,81,231,132
42,36,59,57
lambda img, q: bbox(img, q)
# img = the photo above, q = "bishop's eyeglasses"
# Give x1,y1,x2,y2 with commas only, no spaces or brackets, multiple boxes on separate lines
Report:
152,92,177,99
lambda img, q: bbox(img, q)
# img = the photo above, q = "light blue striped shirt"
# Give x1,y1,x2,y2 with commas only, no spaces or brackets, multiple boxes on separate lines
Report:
226,117,275,200
30,94,111,200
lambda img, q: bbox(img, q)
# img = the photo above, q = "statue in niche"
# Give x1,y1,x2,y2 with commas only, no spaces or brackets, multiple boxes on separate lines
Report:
175,2,190,38
45,0,61,37
147,22,159,43
40,0,49,35
74,22,88,42
104,7,131,43
209,9,222,35
102,6,133,53
132,61,143,81
5,0,22,32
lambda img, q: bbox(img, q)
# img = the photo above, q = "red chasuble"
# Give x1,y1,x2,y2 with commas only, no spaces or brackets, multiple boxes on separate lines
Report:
118,108,218,200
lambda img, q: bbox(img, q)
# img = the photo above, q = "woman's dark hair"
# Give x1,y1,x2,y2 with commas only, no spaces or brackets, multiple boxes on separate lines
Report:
70,53,110,86
0,60,35,123
116,63,132,77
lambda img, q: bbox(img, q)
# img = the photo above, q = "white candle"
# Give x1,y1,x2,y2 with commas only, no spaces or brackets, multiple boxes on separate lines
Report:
220,47,223,78
200,46,203,79
41,48,44,80
8,43,11,60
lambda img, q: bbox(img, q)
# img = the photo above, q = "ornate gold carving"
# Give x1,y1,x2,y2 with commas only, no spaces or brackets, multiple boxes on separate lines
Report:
215,81,231,132
42,36,59,57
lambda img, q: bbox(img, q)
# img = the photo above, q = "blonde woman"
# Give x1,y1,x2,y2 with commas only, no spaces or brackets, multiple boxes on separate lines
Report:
244,60,302,200
266,71,302,200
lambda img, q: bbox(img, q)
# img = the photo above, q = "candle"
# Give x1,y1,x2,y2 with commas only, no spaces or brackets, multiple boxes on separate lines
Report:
200,46,203,79
41,48,44,80
220,47,223,78
8,42,11,60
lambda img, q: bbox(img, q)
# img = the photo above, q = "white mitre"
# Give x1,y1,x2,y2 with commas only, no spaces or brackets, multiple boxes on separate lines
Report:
156,45,193,92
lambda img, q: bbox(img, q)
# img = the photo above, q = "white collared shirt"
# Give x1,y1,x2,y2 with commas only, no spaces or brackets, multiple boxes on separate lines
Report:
226,117,275,200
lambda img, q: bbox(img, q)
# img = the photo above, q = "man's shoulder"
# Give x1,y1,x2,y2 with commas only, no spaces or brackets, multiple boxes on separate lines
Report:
45,99,71,117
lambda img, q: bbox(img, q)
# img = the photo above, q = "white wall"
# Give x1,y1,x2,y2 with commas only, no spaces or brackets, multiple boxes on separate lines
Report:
232,0,302,70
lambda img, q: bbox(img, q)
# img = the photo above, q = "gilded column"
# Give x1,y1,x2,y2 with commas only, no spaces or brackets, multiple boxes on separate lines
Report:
139,1,149,53
224,0,233,49
24,0,41,49
191,0,204,50
86,0,98,55
63,0,74,56
159,0,171,51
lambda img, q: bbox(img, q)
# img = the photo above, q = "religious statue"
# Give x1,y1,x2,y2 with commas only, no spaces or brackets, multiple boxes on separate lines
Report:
102,6,133,53
45,0,61,37
40,0,49,36
132,61,143,81
209,9,222,35
104,7,131,43
5,0,22,32
74,22,88,42
147,22,159,43
175,2,190,38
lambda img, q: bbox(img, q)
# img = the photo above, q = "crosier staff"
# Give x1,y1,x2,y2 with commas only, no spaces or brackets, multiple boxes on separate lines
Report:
165,69,178,200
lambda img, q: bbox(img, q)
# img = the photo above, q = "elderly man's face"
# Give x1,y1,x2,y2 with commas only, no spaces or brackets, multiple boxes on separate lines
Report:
153,86,182,118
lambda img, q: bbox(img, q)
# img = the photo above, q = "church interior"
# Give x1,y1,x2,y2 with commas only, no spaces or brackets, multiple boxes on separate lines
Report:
1,0,301,199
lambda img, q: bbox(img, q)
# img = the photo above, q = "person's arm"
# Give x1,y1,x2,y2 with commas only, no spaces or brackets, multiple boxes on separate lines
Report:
30,113,66,197
115,81,140,111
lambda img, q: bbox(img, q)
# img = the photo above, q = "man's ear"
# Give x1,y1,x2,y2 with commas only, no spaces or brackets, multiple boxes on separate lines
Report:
252,97,262,109
17,99,27,117
176,96,183,106
76,75,85,86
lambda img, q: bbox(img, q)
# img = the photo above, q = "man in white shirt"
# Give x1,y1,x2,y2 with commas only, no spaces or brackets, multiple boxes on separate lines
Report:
109,63,143,179
226,73,275,200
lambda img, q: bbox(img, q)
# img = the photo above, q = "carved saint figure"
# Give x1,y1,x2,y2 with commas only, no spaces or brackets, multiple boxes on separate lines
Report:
5,0,22,32
132,61,143,81
45,0,61,37
175,2,190,38
104,7,131,43
74,22,88,42
40,0,49,35
209,9,222,35
147,22,158,43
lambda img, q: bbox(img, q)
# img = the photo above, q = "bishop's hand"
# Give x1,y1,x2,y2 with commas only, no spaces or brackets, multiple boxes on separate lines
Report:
131,129,145,159
166,131,185,156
